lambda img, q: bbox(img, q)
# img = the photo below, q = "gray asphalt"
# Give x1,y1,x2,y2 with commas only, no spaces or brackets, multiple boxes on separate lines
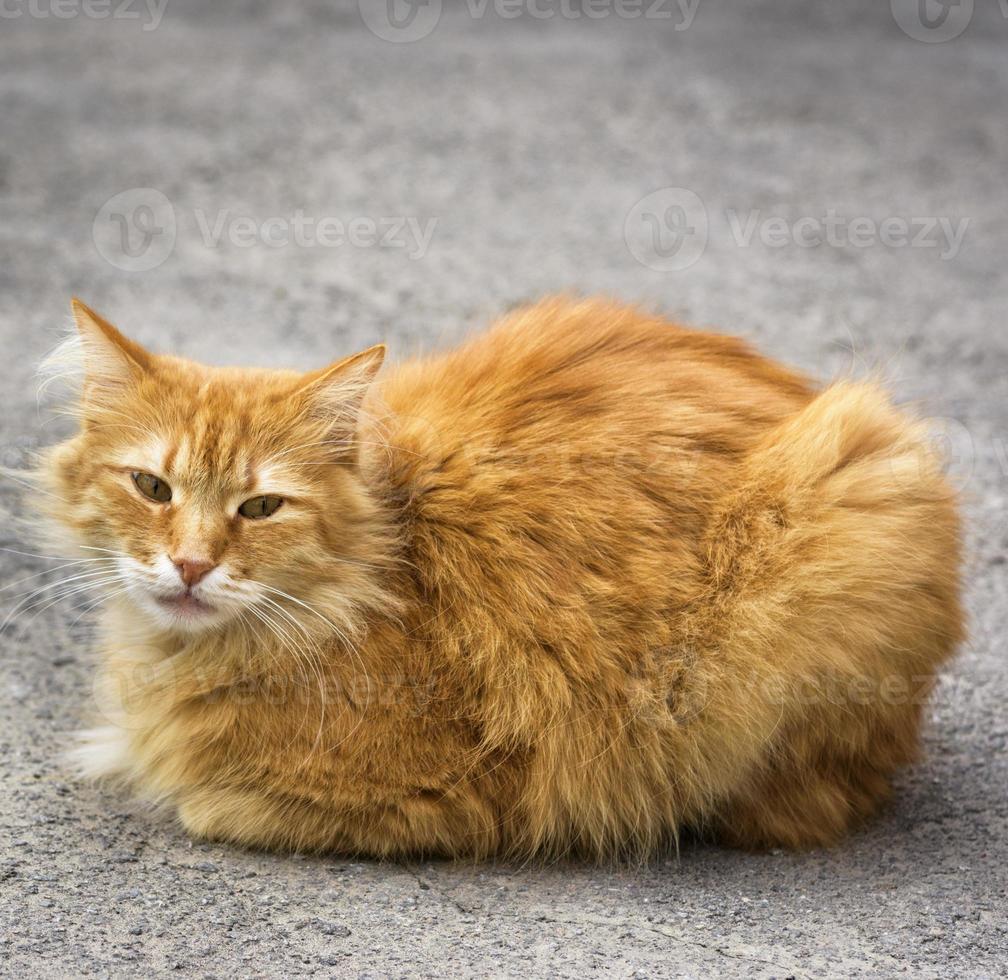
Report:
1,1,1006,976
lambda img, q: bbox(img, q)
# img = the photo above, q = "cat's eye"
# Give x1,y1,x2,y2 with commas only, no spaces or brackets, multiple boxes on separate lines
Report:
132,471,172,503
238,495,283,520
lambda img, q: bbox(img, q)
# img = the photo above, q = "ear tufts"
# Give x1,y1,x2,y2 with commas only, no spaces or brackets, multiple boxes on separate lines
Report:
70,298,152,377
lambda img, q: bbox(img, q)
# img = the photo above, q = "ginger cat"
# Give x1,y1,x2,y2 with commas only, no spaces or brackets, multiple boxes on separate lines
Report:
36,297,962,859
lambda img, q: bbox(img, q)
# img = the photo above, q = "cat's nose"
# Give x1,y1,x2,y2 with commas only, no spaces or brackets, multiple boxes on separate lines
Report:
171,556,216,588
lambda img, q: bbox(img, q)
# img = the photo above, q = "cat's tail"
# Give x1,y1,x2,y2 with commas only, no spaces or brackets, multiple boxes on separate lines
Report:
706,380,963,645
697,381,964,848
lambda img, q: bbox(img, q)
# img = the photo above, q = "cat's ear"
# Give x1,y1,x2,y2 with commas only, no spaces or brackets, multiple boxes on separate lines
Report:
39,299,153,407
297,344,386,440
70,298,152,389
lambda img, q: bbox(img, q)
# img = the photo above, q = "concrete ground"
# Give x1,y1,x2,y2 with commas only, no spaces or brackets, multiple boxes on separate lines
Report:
1,0,1006,976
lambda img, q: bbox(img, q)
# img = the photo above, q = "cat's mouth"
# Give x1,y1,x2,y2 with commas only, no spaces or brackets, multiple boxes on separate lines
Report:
154,591,215,617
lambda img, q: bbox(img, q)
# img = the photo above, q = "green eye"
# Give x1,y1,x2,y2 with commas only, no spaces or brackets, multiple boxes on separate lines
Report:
132,471,171,503
238,495,283,519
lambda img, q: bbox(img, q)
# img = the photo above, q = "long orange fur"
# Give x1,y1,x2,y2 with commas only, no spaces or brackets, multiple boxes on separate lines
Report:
35,296,963,859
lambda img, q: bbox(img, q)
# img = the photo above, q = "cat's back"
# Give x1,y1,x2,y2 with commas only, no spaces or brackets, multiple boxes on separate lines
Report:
367,297,815,630
376,296,813,483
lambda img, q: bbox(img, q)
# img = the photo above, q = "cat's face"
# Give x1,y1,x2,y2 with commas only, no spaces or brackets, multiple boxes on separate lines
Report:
42,301,386,635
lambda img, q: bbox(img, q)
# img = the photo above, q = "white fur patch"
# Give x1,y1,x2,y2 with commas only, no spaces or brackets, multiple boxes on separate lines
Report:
66,725,132,781
36,329,85,405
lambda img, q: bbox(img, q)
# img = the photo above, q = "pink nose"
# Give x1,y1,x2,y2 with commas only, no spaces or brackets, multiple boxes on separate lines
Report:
171,556,216,588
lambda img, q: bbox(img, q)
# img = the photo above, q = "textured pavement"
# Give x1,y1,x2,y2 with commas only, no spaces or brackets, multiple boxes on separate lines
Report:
1,1,1006,976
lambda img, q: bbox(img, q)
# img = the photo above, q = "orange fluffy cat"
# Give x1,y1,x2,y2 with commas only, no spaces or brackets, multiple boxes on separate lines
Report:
35,297,962,860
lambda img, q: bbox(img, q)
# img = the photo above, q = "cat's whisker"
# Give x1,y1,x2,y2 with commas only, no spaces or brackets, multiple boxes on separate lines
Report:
76,545,131,558
253,582,358,660
242,602,320,750
67,583,134,629
240,610,307,720
0,556,123,595
251,581,375,741
1,567,123,623
0,545,123,562
4,573,123,632
243,586,336,741
257,594,329,762
258,593,322,655
0,470,59,499
251,582,339,630
3,565,125,601
226,611,275,757
20,572,123,614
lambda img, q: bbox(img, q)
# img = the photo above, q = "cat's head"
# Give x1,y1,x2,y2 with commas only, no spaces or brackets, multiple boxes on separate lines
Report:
38,299,390,636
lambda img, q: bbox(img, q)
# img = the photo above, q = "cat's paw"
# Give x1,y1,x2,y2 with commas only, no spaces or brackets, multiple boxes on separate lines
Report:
66,725,132,782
